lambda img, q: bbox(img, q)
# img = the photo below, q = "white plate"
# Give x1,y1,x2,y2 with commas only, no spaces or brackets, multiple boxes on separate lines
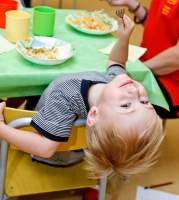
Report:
65,13,118,35
16,37,75,66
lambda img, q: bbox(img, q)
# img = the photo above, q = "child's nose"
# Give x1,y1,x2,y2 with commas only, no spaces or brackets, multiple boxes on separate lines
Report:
126,84,136,91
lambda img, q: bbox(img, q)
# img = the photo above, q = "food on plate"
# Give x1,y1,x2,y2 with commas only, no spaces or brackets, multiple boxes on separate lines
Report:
16,41,59,60
15,37,75,65
68,10,114,31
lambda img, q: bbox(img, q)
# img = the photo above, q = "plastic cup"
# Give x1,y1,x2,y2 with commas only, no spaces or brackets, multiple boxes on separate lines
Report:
0,0,18,28
6,10,31,43
33,6,56,36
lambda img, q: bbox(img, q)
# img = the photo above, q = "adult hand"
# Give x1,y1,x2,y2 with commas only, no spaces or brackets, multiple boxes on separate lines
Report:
0,102,6,123
108,0,137,8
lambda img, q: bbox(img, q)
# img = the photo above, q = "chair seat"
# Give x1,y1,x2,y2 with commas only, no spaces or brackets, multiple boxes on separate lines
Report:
5,148,98,197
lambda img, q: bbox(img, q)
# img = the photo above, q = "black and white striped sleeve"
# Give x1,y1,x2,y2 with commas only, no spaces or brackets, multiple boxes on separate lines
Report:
107,64,127,78
30,90,77,142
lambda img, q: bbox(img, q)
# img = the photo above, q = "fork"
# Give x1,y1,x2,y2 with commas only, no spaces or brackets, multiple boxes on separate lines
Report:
116,9,125,18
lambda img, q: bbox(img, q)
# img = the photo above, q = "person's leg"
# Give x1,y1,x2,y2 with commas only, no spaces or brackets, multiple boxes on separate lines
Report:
23,0,31,7
25,96,40,110
6,96,40,110
6,97,27,108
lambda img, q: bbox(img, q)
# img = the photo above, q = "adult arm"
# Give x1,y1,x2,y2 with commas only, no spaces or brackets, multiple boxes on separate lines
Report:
108,1,179,75
0,102,60,157
107,15,134,68
143,40,179,76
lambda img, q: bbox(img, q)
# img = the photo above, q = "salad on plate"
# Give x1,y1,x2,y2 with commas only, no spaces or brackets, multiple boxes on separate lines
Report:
66,10,118,35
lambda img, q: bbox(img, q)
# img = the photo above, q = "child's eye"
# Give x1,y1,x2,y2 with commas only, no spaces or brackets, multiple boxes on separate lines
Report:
121,103,131,108
140,101,149,104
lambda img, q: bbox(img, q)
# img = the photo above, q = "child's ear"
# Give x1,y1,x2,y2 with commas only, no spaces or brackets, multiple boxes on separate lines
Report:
87,106,98,127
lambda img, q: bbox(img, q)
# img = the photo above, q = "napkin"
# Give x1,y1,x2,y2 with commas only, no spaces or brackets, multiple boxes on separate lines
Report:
57,43,72,59
34,36,56,49
19,37,55,49
100,41,147,62
0,35,15,54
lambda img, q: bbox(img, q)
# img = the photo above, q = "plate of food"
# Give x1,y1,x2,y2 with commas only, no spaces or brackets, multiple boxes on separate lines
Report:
65,10,118,35
16,37,75,65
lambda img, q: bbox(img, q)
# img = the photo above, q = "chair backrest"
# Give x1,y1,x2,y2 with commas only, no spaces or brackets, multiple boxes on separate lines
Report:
0,107,107,200
4,107,87,151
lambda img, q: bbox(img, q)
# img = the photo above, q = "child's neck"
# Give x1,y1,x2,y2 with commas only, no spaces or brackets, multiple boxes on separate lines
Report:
88,83,106,108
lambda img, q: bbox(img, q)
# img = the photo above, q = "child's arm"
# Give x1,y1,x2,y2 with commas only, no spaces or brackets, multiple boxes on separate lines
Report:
0,102,60,157
107,15,134,68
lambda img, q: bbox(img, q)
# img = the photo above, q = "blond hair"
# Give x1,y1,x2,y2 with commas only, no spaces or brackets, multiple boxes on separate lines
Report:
84,115,164,179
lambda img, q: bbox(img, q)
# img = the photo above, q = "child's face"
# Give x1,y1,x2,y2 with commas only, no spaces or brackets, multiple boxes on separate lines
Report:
96,74,156,131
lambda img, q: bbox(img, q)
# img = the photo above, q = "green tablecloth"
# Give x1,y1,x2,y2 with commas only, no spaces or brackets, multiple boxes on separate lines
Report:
0,8,169,111
127,60,169,111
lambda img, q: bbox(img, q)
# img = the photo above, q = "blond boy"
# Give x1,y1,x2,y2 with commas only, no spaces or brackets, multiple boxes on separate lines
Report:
0,15,164,178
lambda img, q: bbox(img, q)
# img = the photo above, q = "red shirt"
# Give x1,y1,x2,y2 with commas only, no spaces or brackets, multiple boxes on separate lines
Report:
140,0,179,107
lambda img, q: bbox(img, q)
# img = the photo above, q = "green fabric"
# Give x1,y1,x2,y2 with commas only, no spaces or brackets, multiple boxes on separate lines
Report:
126,60,169,111
0,8,169,111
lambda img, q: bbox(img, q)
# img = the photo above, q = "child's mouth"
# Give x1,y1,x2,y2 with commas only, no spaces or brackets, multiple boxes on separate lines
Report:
120,80,133,87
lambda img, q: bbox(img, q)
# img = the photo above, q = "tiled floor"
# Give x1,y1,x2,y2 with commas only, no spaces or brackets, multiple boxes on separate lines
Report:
8,0,179,199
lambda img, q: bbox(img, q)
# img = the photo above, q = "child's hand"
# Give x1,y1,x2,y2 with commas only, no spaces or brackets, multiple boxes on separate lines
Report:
117,15,134,42
0,102,6,123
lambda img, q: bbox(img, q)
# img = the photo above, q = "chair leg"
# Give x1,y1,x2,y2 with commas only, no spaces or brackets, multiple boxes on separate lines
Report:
59,0,76,9
0,141,9,200
41,0,76,9
42,0,46,5
19,0,26,7
83,176,107,200
73,0,77,9
98,177,107,200
59,0,62,8
3,194,10,200
162,119,166,129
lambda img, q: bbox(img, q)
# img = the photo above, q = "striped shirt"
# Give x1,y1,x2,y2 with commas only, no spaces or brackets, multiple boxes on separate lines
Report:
30,65,126,142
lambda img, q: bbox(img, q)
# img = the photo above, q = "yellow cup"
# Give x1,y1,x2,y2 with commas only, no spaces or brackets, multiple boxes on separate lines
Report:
6,10,31,43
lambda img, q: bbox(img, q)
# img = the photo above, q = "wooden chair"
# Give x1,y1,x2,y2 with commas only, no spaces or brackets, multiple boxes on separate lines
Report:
42,0,77,9
0,107,107,200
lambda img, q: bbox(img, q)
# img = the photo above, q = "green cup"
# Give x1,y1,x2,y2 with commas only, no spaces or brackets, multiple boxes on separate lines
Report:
33,6,56,36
